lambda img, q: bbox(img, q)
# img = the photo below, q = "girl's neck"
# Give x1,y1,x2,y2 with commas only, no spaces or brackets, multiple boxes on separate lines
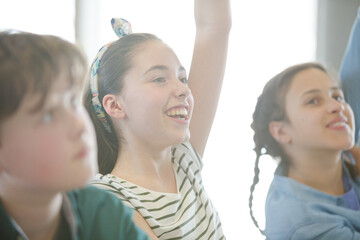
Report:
287,149,344,196
111,143,178,193
0,189,62,240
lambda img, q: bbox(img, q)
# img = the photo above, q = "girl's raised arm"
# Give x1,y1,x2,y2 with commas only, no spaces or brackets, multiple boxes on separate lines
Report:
340,7,360,175
189,0,232,157
340,7,360,145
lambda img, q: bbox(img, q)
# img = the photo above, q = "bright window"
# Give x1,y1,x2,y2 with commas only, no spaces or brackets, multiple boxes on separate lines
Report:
1,0,75,42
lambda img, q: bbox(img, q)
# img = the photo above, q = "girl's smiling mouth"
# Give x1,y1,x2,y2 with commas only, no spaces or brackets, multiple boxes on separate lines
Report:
166,106,189,121
326,116,350,130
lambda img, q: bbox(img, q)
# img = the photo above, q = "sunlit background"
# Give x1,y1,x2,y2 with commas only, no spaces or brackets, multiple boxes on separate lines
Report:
2,0,358,239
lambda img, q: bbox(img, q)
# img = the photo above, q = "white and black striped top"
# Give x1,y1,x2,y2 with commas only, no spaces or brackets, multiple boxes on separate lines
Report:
91,142,225,240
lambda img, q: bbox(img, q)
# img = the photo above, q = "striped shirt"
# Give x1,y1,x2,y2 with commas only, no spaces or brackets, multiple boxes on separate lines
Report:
91,142,225,240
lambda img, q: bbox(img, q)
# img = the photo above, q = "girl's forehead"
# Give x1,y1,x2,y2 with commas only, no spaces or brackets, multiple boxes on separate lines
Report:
288,68,336,94
130,42,182,72
134,41,177,60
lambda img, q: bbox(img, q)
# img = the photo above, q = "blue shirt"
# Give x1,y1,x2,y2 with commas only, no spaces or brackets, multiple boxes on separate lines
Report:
343,174,360,210
340,7,360,144
265,163,360,240
265,6,360,240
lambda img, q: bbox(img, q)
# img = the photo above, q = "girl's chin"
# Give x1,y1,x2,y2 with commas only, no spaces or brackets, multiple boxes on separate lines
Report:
172,135,191,146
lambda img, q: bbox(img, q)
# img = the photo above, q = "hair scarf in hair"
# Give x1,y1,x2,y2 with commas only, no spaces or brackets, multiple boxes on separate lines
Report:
89,18,132,133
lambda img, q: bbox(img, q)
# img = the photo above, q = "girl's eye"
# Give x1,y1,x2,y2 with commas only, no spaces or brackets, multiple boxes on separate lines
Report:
180,77,188,84
333,95,344,102
153,77,166,83
306,98,319,105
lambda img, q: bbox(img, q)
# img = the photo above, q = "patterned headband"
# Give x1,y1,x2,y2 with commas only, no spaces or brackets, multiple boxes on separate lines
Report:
89,18,132,133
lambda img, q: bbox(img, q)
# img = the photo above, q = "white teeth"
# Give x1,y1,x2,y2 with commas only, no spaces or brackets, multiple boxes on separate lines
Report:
167,108,188,119
330,122,346,127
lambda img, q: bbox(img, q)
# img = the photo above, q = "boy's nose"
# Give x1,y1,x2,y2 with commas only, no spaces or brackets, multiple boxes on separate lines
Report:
68,108,86,138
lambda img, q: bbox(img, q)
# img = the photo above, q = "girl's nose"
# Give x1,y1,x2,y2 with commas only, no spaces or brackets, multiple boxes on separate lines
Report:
328,97,345,114
174,80,191,99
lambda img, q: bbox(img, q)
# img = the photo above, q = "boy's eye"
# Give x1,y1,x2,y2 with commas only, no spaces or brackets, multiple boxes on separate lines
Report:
41,111,54,123
70,96,80,108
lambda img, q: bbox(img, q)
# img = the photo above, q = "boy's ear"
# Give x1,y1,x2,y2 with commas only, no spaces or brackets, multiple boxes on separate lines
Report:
102,94,126,119
269,121,291,144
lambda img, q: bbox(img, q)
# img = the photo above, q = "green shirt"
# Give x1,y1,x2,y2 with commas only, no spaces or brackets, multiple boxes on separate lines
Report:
0,186,149,240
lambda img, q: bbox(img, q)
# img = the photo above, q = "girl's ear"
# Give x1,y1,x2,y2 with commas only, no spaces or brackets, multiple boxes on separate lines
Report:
269,121,291,144
102,94,126,119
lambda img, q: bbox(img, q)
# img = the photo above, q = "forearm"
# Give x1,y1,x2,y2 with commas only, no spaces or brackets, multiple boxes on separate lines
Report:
189,0,231,156
194,0,232,33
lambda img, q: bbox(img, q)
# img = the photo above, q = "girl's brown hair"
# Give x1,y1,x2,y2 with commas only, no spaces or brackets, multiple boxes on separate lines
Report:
82,33,161,174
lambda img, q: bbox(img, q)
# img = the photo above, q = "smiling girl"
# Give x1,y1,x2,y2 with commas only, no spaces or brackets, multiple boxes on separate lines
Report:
249,62,360,239
83,0,231,239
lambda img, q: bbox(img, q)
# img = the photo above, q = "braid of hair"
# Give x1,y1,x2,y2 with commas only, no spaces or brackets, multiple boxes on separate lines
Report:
249,149,265,235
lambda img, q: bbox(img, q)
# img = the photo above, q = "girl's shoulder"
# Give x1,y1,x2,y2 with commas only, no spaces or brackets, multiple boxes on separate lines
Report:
172,142,203,170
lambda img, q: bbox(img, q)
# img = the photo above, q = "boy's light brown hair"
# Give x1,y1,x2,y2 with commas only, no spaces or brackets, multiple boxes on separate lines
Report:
0,31,87,125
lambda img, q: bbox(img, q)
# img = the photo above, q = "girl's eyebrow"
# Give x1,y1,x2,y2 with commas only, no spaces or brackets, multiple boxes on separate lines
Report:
302,86,342,97
144,65,167,75
144,65,186,75
302,89,321,97
330,86,342,91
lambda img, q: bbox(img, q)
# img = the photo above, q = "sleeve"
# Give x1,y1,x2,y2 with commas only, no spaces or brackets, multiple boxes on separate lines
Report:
340,7,360,144
289,221,360,240
90,174,129,204
179,142,203,171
